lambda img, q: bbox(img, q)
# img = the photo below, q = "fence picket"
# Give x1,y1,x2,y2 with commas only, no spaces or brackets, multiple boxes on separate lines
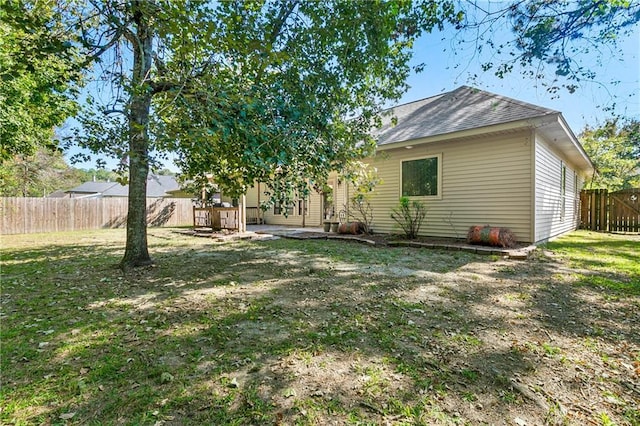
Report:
1,197,193,235
580,188,640,232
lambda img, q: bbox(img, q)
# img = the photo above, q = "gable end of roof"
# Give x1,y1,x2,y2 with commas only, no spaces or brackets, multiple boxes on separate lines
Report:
376,85,559,146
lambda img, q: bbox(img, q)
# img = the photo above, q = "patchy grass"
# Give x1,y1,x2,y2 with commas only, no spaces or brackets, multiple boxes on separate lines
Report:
1,228,639,425
545,230,640,296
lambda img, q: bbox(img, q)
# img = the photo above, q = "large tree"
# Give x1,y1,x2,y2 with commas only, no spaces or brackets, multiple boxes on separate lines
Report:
69,0,461,269
580,118,640,190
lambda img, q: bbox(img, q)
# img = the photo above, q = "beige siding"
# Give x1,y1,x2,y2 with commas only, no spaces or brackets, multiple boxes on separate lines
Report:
245,183,261,207
534,135,582,242
333,173,349,221
369,131,533,242
244,182,324,227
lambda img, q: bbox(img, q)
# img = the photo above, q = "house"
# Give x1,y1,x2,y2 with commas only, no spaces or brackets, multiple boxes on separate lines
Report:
63,174,186,199
243,86,595,243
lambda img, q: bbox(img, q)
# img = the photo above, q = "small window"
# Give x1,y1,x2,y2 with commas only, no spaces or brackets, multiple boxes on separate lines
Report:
560,163,567,221
298,199,309,216
274,200,294,216
574,171,580,221
401,156,440,197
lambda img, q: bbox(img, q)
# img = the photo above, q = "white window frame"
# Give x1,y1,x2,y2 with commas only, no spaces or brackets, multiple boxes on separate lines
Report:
399,153,443,200
560,161,567,222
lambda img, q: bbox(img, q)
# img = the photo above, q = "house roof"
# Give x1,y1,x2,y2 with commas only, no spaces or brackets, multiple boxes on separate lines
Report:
68,182,120,194
376,86,558,145
376,86,594,174
66,175,181,198
145,174,181,197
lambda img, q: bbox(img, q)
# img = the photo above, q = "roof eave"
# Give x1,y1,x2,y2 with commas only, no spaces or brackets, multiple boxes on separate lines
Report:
376,118,538,151
538,114,595,176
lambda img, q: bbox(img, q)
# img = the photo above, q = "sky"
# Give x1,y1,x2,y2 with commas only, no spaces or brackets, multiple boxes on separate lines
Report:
398,18,640,134
65,8,640,173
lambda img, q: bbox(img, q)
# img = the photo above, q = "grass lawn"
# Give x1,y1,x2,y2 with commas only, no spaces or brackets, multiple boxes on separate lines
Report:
1,229,638,425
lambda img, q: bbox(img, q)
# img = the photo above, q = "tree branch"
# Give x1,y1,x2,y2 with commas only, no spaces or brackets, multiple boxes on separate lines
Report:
255,0,300,83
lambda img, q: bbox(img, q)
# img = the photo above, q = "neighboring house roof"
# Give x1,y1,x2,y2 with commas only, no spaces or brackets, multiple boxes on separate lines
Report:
376,85,594,174
47,190,70,198
65,175,181,198
146,174,181,197
68,182,120,195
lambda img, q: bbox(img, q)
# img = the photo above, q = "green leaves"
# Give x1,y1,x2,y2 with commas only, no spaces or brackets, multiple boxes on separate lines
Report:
162,0,459,206
0,0,83,159
580,118,640,190
465,0,639,95
390,197,428,239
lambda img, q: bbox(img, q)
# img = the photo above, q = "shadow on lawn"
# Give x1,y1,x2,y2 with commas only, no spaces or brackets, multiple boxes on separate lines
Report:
2,235,638,424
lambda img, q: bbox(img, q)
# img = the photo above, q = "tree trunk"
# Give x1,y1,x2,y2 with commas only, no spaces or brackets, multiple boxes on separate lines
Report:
120,2,153,269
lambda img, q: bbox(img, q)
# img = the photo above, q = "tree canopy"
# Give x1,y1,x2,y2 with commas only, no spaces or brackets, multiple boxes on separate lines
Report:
580,118,640,190
157,1,463,204
0,0,83,159
65,0,460,268
456,0,640,95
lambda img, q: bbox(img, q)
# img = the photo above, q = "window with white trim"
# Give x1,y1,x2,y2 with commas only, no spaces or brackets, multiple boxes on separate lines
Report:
273,200,294,216
297,199,309,216
401,155,441,198
560,162,567,221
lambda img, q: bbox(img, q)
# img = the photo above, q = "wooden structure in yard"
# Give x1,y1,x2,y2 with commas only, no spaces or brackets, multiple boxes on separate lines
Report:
193,207,240,230
580,188,640,232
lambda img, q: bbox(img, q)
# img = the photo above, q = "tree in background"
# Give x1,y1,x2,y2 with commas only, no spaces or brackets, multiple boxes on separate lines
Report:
76,168,122,183
580,119,640,190
0,148,85,197
0,0,83,159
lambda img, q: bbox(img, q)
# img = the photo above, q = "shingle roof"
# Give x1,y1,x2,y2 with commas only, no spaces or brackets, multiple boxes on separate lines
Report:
67,182,120,194
376,86,558,146
145,174,181,197
66,175,180,198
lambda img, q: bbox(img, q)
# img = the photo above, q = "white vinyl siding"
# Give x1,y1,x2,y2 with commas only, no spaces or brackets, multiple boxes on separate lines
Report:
369,131,533,241
534,136,581,242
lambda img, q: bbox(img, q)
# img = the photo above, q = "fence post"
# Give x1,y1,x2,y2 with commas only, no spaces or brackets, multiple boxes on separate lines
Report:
600,189,608,232
588,190,596,230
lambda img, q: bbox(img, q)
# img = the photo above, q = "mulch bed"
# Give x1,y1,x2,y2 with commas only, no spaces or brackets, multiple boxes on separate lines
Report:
280,232,536,259
177,228,536,259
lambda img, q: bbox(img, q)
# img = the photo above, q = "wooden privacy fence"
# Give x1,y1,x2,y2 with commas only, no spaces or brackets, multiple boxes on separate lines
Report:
580,188,640,232
1,197,193,235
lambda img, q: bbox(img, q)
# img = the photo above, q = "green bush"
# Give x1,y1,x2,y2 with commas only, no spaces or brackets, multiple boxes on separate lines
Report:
390,196,427,239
